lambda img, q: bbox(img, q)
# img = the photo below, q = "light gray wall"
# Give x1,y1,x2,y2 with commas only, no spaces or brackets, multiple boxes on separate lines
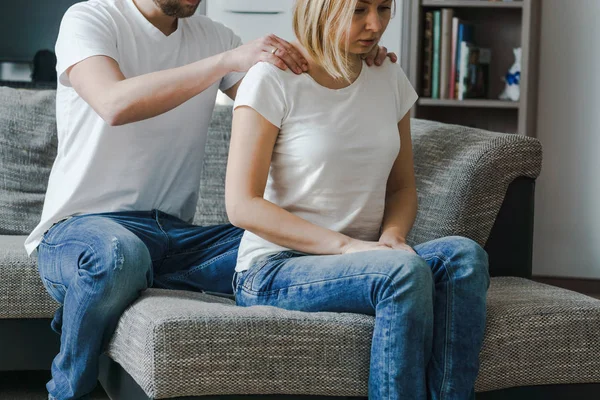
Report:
533,0,600,279
0,1,81,61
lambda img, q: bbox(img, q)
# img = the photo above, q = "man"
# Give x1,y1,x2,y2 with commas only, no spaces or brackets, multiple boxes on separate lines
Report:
25,0,394,398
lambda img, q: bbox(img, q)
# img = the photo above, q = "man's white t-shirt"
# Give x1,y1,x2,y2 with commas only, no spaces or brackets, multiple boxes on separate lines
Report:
233,60,419,272
25,0,245,255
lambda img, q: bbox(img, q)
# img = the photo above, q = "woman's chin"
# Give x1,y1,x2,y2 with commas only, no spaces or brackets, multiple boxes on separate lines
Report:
350,45,377,57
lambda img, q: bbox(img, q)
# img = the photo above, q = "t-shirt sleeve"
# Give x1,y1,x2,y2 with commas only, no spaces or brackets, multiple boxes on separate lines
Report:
55,4,119,87
215,23,246,91
395,64,419,122
233,63,286,128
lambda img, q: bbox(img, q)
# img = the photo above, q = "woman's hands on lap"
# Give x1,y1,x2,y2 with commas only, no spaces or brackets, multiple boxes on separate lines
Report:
342,239,391,254
378,230,417,255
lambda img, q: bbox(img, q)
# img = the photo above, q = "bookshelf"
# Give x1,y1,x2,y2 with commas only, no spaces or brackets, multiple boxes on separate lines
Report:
401,0,541,136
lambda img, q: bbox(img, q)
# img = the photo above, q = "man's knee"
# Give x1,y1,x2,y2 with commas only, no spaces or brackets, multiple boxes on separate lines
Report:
65,217,152,292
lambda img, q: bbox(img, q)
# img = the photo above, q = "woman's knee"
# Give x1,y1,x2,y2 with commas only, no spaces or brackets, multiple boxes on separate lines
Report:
374,251,433,302
443,236,490,288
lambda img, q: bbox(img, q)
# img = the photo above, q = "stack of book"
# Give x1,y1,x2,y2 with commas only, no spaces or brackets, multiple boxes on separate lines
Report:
422,8,491,100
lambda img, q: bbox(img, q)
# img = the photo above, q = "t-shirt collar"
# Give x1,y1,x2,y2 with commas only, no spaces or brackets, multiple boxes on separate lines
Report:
123,0,183,42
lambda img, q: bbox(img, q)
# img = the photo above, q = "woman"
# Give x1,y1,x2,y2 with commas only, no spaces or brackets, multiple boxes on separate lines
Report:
225,0,490,398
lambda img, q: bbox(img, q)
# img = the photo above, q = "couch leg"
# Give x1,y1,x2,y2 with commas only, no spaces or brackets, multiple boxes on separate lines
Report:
98,355,152,400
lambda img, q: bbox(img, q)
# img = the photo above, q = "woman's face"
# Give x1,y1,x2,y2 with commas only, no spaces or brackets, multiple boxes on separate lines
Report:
346,0,393,55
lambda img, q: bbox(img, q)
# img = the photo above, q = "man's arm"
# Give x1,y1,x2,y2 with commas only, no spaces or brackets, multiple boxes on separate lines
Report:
69,54,229,126
68,34,308,126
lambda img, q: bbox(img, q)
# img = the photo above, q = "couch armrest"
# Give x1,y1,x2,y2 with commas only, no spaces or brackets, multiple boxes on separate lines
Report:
407,119,543,261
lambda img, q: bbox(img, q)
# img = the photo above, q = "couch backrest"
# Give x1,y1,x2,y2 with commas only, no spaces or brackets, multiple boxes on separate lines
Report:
0,87,57,235
1,88,542,251
0,88,232,235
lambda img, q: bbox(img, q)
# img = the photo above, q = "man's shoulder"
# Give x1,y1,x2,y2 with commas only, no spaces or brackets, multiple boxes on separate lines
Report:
61,0,123,28
64,0,121,17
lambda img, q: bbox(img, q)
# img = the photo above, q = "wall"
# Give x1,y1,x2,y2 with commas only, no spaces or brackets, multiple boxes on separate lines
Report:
204,0,403,57
0,1,81,61
533,0,600,279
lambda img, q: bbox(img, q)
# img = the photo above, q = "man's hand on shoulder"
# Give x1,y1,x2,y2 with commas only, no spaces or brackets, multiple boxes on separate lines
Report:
223,34,308,75
363,44,398,67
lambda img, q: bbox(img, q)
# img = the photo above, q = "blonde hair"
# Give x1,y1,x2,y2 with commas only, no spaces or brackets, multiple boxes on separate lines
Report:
293,0,358,82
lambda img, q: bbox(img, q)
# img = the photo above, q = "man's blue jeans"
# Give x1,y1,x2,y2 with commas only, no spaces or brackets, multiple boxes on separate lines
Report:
234,236,490,400
37,210,243,400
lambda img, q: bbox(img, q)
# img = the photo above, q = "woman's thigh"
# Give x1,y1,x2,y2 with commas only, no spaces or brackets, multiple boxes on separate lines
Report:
235,249,432,315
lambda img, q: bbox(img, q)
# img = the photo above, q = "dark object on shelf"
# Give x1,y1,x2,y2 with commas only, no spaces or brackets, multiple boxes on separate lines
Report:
464,47,491,99
31,50,57,83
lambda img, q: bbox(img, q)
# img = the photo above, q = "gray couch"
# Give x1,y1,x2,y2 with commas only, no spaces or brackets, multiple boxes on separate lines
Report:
1,87,599,399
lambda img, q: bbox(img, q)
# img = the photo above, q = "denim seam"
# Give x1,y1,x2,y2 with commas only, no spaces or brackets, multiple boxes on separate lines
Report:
45,241,98,399
240,271,395,296
154,213,172,253
385,274,400,400
159,248,239,282
167,235,241,257
424,253,452,400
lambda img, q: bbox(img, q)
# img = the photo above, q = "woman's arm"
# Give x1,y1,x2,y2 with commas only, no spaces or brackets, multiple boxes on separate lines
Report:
226,106,388,255
379,112,419,252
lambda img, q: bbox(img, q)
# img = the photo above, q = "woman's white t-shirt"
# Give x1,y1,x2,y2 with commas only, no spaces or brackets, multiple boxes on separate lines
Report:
25,0,245,255
233,60,419,272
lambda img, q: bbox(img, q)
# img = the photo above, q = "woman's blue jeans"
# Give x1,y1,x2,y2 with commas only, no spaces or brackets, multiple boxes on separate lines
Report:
37,210,243,400
234,236,490,400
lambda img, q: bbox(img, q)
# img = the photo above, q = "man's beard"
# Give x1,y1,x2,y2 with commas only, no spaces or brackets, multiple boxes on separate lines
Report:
153,0,201,18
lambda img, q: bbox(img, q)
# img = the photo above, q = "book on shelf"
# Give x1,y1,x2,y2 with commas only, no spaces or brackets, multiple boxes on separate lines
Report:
422,11,433,97
422,8,490,101
440,9,453,99
431,10,441,99
449,16,459,99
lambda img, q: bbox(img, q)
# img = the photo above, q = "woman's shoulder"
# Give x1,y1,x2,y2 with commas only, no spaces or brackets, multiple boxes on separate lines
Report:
247,62,302,87
368,59,406,80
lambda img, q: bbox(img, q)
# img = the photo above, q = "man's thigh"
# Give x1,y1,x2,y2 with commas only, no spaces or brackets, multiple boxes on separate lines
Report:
152,216,244,294
37,214,155,303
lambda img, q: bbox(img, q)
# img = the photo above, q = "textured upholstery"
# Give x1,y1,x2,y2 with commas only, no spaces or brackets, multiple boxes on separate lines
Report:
193,105,232,227
409,120,542,247
0,87,57,235
106,278,600,398
0,235,57,319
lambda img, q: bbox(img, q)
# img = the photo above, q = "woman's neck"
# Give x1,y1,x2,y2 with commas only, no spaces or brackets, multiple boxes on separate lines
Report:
294,43,363,90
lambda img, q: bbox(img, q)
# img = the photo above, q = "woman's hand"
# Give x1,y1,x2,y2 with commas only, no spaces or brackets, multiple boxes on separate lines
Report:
378,232,417,254
342,239,392,254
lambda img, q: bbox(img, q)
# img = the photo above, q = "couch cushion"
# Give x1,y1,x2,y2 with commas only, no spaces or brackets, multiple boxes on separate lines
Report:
0,88,57,235
0,235,58,319
107,278,600,398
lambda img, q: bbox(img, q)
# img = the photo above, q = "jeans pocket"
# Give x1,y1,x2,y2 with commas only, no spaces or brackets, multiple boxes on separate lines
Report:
243,251,297,292
42,277,67,304
37,242,66,304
